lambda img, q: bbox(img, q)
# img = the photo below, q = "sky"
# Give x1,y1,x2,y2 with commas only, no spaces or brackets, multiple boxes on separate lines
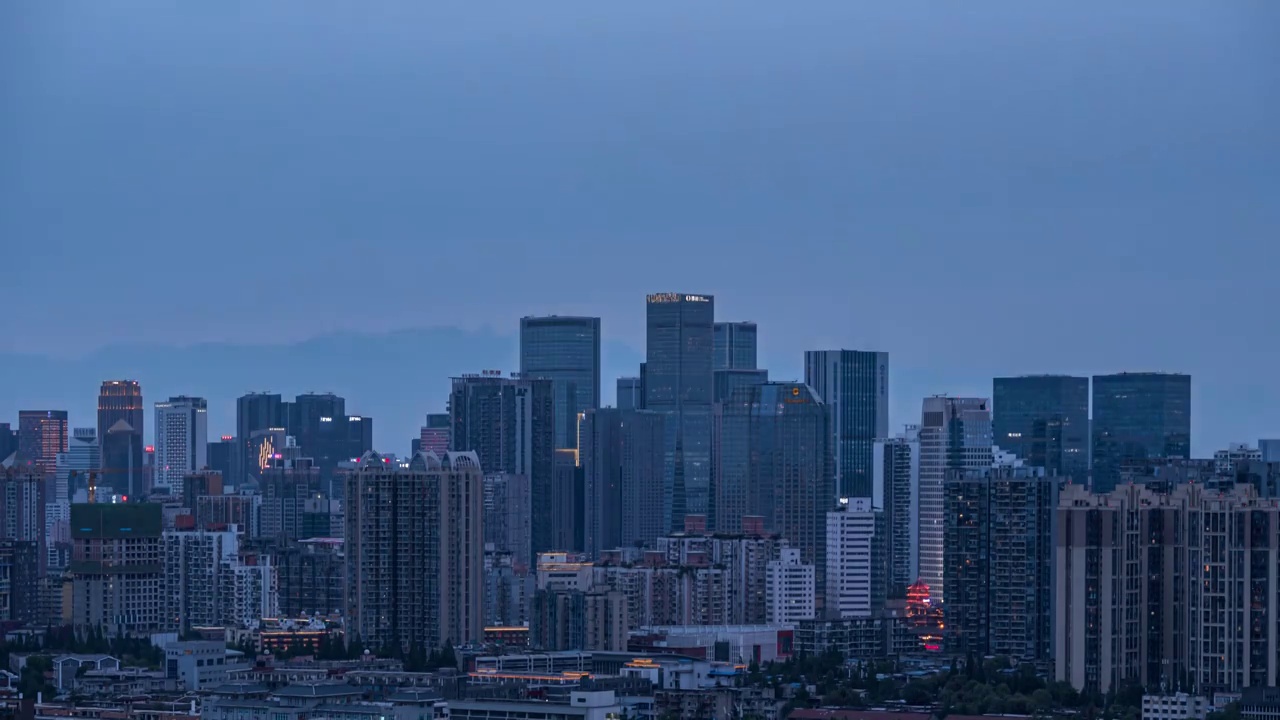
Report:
2,2,1278,454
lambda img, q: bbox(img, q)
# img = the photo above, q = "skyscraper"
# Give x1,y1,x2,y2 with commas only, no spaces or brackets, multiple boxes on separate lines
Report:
1091,372,1191,494
235,392,285,485
345,451,484,652
55,428,99,505
873,428,919,597
616,377,643,412
804,350,889,499
917,396,992,599
98,380,143,447
714,382,834,587
645,292,715,527
285,394,372,496
207,436,234,481
713,321,758,370
825,497,880,619
450,373,554,562
944,463,1056,661
420,413,450,455
70,503,165,636
0,423,17,464
580,408,666,556
0,469,46,573
17,410,68,478
101,420,145,499
713,368,769,404
992,375,1089,480
154,396,208,496
520,316,602,450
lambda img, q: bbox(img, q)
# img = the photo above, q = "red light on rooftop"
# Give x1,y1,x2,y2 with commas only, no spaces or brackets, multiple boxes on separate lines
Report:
145,445,155,453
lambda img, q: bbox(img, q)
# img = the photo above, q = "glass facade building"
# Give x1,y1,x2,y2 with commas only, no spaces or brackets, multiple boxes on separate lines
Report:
714,321,758,370
713,368,769,404
804,350,889,499
713,382,833,590
16,410,68,478
519,316,601,450
645,293,715,530
98,380,143,450
992,375,1089,481
1091,372,1191,494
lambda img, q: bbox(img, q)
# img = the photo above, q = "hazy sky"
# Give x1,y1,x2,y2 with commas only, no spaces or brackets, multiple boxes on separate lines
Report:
2,2,1278,453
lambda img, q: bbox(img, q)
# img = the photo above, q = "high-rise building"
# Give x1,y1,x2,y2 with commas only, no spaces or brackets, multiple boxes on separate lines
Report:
766,547,816,624
235,392,285,486
450,373,554,562
714,382,833,590
98,380,143,449
944,463,1056,662
804,350,889,499
992,375,1089,480
483,472,532,568
0,423,17,464
1259,439,1280,463
917,396,992,598
207,435,234,480
275,538,344,618
154,396,208,496
101,420,145,499
284,393,372,496
55,428,98,505
645,292,715,528
259,456,323,543
1092,372,1192,493
825,498,879,619
550,449,583,553
1215,443,1262,475
420,413,450,455
520,316,602,450
16,410,68,478
345,451,484,652
714,321,758,370
70,502,165,636
580,408,666,556
163,525,276,630
0,469,45,578
1055,482,1280,695
616,377,643,412
873,428,919,597
0,540,39,623
713,368,769,404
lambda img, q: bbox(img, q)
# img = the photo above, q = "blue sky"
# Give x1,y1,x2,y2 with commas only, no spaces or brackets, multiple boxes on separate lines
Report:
2,2,1278,453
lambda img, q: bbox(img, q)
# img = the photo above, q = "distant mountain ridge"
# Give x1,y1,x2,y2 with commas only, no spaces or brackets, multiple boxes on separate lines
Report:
0,327,645,453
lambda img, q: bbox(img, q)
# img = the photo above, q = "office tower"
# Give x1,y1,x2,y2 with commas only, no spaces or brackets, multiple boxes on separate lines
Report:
825,498,879,619
873,429,919,597
616,377,642,412
766,547,816,624
98,380,143,448
207,435,234,479
450,373,554,562
259,456,323,542
804,350,889,499
992,375,1089,480
944,463,1056,661
0,423,17,463
520,316,602,450
101,420,145,498
714,321,758,370
1091,372,1191,494
483,472,532,567
714,382,834,585
713,368,769,404
154,396,208,496
917,396,992,599
645,292,715,528
1055,482,1280,695
581,408,668,557
420,413,450,455
284,393,372,495
276,538,345,618
551,449,583,553
345,451,484,651
235,392,285,485
0,540,39,623
55,428,99,505
16,410,68,478
70,503,164,635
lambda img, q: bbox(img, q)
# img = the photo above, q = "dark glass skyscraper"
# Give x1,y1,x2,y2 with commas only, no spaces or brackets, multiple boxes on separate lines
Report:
992,375,1089,480
713,321,758,370
101,419,145,498
616,377,642,411
713,382,833,586
804,350,889,499
713,368,768,403
235,392,285,485
645,292,715,529
1091,372,1191,493
98,380,143,448
520,316,601,450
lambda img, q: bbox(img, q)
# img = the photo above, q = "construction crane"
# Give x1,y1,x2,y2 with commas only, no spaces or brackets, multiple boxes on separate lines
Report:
68,468,147,504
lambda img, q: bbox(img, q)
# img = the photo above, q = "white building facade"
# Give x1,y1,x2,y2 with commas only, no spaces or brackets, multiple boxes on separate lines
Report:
765,547,815,624
826,498,876,619
154,396,208,496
